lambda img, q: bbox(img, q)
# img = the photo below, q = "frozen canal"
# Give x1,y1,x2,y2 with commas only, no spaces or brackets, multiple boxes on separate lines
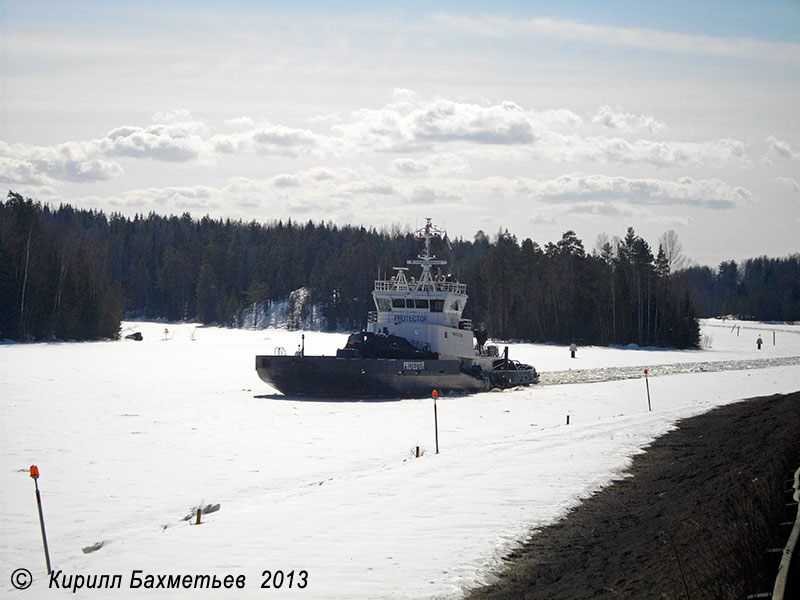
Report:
1,318,799,599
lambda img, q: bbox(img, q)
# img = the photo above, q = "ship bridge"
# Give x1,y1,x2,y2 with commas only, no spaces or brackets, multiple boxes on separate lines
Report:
368,219,474,357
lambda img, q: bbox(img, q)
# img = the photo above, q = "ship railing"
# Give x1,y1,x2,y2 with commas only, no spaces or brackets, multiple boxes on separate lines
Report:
374,279,466,294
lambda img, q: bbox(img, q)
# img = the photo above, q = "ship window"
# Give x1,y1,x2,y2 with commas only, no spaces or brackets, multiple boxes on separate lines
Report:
392,298,406,309
376,297,392,312
450,300,461,312
406,299,415,308
430,299,444,312
415,299,429,309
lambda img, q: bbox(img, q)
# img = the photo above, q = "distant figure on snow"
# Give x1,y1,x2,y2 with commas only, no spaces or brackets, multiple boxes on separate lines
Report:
757,335,763,350
475,327,489,354
569,342,577,359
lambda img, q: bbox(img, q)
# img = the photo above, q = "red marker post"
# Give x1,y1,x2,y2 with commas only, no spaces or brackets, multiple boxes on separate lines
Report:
644,369,652,412
432,390,440,454
30,465,52,574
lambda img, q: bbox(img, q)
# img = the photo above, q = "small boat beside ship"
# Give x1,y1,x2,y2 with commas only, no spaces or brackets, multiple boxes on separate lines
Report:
255,219,538,398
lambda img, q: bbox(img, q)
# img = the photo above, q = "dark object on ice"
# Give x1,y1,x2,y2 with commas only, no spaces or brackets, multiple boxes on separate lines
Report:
340,331,438,360
82,541,104,554
255,219,538,399
182,503,221,521
125,332,143,341
474,327,489,354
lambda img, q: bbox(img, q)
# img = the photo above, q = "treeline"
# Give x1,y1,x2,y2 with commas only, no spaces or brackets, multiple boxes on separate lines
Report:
468,228,701,348
0,192,421,340
676,256,800,322
14,189,789,348
1,193,124,340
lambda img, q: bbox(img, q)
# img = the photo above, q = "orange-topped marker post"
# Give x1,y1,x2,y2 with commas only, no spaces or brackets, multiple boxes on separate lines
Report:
30,465,52,574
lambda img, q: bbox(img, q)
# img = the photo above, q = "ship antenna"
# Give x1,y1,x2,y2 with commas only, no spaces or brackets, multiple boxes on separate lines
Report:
414,217,446,261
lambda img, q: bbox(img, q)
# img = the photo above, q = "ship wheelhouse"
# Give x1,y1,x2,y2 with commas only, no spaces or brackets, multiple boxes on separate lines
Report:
367,220,474,357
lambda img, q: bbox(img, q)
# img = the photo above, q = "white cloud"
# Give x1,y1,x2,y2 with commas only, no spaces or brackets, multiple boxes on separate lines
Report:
0,157,50,185
776,176,799,192
308,113,342,125
341,180,397,196
151,109,194,124
767,136,800,160
412,99,534,144
272,174,302,188
107,185,218,211
0,141,124,183
308,167,337,181
332,105,416,151
519,174,754,209
406,185,464,205
222,117,257,131
530,109,584,131
102,125,205,162
329,94,749,169
532,133,748,167
225,177,272,196
285,197,348,215
251,125,321,156
392,153,471,177
59,167,757,242
333,96,537,151
528,213,558,226
1,93,755,193
433,14,800,63
592,105,664,133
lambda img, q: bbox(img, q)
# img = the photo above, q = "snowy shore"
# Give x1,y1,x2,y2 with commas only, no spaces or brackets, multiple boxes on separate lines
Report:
1,319,799,598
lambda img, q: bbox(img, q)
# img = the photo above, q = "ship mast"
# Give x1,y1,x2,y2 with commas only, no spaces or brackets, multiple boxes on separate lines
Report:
415,218,446,260
410,218,447,290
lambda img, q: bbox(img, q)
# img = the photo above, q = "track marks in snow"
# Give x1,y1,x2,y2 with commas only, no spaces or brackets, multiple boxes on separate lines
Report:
541,355,800,385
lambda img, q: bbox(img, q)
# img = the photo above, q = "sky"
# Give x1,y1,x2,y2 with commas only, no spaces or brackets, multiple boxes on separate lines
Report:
1,0,798,267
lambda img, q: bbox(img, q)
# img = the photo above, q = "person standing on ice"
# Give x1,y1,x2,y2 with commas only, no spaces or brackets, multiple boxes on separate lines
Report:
757,335,763,350
569,341,577,359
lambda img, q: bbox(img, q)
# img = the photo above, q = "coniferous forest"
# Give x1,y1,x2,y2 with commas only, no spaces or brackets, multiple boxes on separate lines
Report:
2,191,797,346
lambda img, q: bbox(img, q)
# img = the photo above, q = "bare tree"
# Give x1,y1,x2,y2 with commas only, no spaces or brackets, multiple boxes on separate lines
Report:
658,230,687,272
593,233,611,257
19,227,32,339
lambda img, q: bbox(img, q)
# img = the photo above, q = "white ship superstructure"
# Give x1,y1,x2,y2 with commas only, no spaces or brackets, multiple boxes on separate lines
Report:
368,219,474,358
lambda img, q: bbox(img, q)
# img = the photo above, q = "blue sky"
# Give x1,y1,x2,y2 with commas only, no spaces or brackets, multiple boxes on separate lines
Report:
8,0,797,40
1,0,798,266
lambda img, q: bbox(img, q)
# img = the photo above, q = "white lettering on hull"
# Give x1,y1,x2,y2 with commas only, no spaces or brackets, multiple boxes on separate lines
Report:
403,361,425,371
394,314,428,325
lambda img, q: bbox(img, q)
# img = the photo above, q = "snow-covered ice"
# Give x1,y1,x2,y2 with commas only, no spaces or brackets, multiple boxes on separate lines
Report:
1,319,799,598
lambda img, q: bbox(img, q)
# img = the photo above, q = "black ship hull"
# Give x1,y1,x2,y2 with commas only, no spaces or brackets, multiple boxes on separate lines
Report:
255,355,537,399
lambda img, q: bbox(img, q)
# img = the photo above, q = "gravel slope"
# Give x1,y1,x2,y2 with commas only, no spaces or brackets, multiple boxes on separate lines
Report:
467,391,800,600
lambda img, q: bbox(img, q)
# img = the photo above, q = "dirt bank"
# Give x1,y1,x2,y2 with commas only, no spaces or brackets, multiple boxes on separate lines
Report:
467,391,800,600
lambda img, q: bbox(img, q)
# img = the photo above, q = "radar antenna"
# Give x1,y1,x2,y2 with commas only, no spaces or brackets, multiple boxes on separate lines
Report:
413,218,447,260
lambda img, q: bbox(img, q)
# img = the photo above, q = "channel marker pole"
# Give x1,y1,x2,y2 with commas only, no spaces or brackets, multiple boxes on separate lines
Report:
30,465,52,574
433,389,439,454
